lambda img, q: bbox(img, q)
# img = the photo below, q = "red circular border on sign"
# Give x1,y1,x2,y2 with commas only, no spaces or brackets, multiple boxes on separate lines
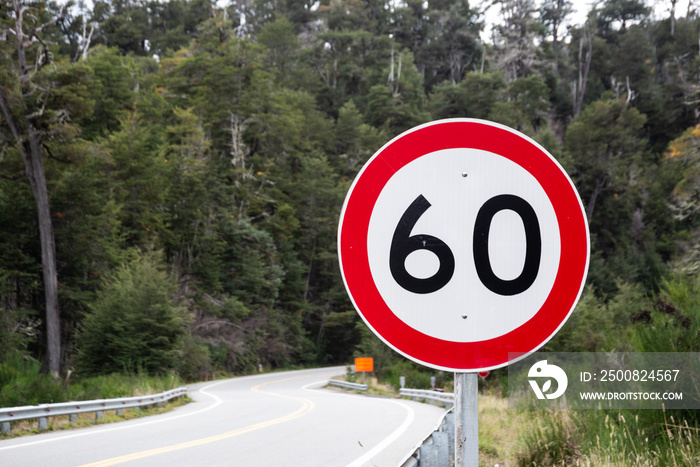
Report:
338,120,589,371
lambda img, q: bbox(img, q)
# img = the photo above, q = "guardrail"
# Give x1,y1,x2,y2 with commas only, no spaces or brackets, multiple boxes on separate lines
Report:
400,388,454,408
399,408,455,467
327,379,368,391
0,387,187,433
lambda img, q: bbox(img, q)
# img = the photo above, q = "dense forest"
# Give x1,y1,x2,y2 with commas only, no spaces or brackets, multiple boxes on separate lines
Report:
0,0,699,384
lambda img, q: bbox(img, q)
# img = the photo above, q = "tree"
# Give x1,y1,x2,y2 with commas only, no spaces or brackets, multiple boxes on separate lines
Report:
540,0,573,75
104,110,171,247
80,47,136,138
570,23,594,117
76,250,187,375
565,97,650,293
258,17,300,81
333,101,385,174
0,0,81,376
421,0,482,86
92,0,151,55
428,71,506,119
665,125,700,272
492,0,540,80
488,75,550,132
366,49,430,134
599,0,650,32
566,98,647,223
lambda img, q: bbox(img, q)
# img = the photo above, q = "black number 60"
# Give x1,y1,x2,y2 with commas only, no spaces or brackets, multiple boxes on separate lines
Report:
389,194,541,295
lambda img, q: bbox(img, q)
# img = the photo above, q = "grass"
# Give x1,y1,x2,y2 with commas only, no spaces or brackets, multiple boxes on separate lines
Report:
478,391,522,465
471,390,700,466
511,408,700,466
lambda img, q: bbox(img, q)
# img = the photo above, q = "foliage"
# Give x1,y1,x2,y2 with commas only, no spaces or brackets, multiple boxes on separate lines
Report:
76,251,187,375
544,284,644,352
0,0,699,400
630,273,700,353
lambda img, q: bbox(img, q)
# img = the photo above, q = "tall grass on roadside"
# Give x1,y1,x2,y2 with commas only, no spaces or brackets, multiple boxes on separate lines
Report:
515,408,700,466
515,409,580,466
0,355,65,407
0,355,183,408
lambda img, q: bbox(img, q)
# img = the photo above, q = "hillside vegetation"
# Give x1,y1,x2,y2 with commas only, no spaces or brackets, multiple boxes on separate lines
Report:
0,0,698,391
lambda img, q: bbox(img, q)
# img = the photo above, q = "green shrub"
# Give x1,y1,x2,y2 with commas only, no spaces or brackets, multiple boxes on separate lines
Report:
76,250,188,376
175,336,211,382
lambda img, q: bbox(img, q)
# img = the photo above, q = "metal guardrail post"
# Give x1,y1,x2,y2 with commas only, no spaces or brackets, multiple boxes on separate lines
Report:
419,431,449,467
419,442,439,467
327,379,368,391
432,432,450,466
444,412,455,460
398,389,457,467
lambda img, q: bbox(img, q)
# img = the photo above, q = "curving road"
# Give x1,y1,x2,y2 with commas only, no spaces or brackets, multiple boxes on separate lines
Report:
0,367,446,466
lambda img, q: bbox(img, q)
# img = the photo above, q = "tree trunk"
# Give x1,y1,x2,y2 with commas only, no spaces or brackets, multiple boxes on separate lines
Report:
670,0,677,37
586,177,604,223
552,18,560,76
25,128,61,377
572,27,592,118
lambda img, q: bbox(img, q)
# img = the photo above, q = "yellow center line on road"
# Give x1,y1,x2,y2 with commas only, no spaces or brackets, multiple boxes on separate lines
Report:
78,376,316,467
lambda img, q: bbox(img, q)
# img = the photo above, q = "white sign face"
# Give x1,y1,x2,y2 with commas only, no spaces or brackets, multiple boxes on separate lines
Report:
367,148,561,342
338,119,589,372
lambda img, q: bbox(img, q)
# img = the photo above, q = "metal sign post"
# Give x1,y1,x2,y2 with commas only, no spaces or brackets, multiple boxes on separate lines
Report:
455,372,478,467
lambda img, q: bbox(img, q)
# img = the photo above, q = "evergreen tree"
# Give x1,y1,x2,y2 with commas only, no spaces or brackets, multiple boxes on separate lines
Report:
76,250,187,375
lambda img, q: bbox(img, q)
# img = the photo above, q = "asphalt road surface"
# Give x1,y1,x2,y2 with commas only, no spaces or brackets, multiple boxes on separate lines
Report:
0,367,447,466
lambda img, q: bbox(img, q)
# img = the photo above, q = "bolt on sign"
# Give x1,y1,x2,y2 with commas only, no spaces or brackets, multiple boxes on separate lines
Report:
338,119,590,372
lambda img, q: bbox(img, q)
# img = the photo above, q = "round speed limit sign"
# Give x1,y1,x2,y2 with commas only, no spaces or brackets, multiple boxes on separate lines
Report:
338,119,590,372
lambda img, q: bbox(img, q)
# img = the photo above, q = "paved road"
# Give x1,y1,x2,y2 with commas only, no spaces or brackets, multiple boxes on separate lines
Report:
0,367,447,466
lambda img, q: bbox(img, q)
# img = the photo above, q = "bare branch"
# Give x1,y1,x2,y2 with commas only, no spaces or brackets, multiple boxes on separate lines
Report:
195,320,248,333
28,4,65,42
75,21,97,61
0,172,26,181
572,25,593,117
625,76,635,104
25,101,46,120
19,3,64,49
43,143,71,163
